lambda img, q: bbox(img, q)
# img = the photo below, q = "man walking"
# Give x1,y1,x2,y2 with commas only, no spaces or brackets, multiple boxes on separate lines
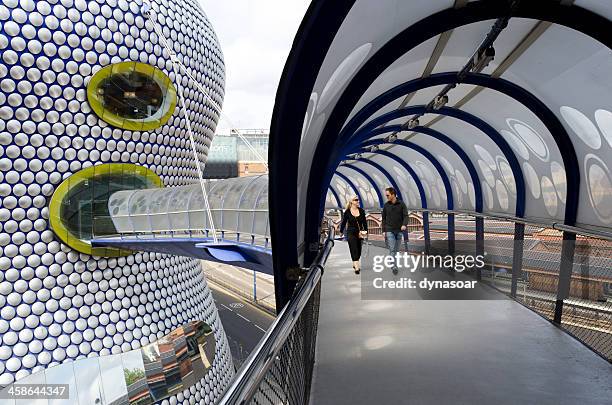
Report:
382,187,408,274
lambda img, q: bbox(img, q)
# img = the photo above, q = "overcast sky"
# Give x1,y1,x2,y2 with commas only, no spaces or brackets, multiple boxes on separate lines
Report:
199,0,311,134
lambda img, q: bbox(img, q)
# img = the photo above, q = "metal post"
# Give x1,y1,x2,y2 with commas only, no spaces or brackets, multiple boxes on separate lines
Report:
510,222,525,298
253,270,257,303
475,216,484,280
423,211,431,254
554,231,576,324
448,213,455,255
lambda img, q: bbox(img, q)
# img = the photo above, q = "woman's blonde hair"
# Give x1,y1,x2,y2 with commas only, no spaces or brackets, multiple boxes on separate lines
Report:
345,195,359,210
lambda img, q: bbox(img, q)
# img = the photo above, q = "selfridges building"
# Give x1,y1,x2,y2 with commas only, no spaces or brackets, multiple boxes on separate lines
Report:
0,0,235,403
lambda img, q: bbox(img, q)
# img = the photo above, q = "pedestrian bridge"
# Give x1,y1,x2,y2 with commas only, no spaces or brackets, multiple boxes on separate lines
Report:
218,1,612,404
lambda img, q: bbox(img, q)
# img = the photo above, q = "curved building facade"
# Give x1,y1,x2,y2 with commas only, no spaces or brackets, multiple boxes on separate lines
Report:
0,0,234,402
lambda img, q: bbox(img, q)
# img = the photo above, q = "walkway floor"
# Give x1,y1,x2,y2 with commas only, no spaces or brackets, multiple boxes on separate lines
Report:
310,242,612,405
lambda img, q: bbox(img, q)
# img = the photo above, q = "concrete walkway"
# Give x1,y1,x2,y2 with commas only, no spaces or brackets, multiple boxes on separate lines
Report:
310,242,612,405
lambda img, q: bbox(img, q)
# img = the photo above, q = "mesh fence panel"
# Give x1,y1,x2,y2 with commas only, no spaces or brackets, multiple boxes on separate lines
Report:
428,213,448,252
512,225,563,321
454,214,477,243
249,281,321,405
560,234,612,361
479,218,516,294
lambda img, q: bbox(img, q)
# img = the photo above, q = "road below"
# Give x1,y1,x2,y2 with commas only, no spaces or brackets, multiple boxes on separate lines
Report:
202,261,276,312
209,281,276,369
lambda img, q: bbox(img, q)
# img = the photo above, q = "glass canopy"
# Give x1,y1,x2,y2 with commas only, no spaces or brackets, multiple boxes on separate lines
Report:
108,175,269,239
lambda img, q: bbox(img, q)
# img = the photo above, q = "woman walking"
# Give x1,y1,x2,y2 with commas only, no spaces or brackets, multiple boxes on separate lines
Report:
339,196,368,274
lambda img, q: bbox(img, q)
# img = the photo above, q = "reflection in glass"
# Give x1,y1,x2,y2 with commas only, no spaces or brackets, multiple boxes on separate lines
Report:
74,358,104,405
157,335,182,397
141,342,167,401
98,71,163,120
195,321,216,371
0,321,215,405
99,354,129,405
49,163,163,256
45,363,78,405
87,62,177,131
61,172,153,240
173,328,193,383
122,350,151,405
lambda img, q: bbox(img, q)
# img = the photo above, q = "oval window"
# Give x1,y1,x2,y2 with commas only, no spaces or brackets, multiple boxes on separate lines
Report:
87,62,177,131
49,163,163,256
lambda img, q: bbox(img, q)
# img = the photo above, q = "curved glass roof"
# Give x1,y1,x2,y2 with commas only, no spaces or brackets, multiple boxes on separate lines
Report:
270,1,612,257
108,175,269,238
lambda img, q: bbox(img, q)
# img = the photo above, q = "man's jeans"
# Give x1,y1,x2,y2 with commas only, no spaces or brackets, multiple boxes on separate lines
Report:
385,231,402,270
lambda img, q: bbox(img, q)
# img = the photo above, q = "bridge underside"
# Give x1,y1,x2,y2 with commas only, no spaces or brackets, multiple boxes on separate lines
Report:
310,243,612,404
92,236,273,274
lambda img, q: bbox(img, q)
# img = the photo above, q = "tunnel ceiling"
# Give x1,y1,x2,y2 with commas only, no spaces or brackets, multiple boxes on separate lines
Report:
268,0,612,273
268,0,612,267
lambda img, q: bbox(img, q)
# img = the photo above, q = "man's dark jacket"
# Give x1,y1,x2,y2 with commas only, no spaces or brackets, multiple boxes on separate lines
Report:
382,200,408,233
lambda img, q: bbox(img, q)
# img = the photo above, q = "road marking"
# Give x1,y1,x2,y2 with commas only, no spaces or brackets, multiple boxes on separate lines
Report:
236,313,251,322
229,302,244,309
254,324,266,333
210,285,276,319
221,302,266,333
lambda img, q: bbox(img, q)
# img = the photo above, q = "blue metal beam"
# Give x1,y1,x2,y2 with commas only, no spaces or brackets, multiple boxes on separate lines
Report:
93,237,273,274
343,106,526,218
334,171,365,208
355,151,431,250
356,142,454,251
337,72,578,225
341,158,403,203
284,1,606,307
360,125,483,213
339,163,385,208
269,0,356,310
328,185,343,209
357,141,453,211
362,129,487,259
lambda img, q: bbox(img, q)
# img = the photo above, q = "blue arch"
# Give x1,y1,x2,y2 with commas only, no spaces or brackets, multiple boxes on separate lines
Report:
355,143,454,251
357,141,453,211
360,125,483,213
334,171,364,208
342,158,403,203
328,185,342,209
337,72,577,225
357,150,431,247
340,163,385,208
343,106,526,218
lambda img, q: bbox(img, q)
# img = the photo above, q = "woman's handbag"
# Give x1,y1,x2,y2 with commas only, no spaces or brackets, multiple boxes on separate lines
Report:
357,218,368,239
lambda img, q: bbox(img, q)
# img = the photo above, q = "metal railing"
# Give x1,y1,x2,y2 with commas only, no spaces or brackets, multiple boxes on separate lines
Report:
93,219,272,249
217,222,335,404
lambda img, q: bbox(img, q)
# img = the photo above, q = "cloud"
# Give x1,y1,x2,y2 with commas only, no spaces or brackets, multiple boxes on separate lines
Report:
199,0,311,133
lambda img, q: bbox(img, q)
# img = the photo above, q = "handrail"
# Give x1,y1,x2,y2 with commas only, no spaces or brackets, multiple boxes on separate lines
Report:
217,220,335,404
407,208,612,241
